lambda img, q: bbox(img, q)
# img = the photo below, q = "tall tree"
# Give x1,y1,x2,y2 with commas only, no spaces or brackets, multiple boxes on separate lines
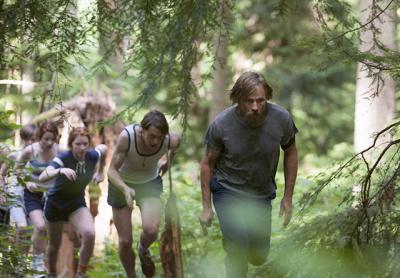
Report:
354,0,397,152
208,0,230,125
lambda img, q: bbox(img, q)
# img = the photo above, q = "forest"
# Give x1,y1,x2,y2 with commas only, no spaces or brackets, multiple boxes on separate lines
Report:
1,0,400,277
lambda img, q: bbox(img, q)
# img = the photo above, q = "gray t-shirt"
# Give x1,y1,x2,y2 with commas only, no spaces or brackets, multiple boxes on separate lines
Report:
205,103,298,198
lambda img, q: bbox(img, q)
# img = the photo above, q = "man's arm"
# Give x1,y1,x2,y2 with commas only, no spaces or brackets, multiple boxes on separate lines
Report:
199,148,220,228
92,144,108,183
280,142,298,227
107,130,136,208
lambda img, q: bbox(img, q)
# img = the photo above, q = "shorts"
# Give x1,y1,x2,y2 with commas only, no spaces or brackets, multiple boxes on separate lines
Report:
44,196,86,223
107,176,163,208
23,189,45,214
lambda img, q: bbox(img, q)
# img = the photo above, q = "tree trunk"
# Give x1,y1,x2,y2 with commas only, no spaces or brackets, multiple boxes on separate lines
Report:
354,0,397,153
208,0,230,125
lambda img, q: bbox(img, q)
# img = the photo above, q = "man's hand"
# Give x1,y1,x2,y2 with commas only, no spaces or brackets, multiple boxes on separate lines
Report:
199,207,214,235
123,187,136,209
92,172,104,184
158,161,168,176
279,197,293,227
60,168,77,182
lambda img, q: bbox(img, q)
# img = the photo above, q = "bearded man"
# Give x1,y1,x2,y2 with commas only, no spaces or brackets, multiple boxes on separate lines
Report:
199,71,298,278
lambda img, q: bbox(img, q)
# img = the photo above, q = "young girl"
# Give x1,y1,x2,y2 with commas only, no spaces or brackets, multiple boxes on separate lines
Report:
18,122,59,275
39,127,106,278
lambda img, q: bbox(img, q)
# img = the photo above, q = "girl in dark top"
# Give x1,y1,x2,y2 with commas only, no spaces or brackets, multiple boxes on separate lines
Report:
39,127,106,278
18,121,59,275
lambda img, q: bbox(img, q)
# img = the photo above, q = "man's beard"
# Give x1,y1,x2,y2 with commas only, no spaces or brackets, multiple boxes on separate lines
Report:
238,107,267,128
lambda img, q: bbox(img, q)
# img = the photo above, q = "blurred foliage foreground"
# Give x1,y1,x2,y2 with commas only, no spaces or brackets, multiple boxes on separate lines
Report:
2,123,400,277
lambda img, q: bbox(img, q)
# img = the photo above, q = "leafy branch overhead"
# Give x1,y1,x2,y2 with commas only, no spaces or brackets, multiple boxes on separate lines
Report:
1,0,222,122
310,0,400,77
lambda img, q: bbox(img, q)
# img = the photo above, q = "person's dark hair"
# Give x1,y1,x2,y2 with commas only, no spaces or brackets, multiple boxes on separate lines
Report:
229,71,273,104
68,127,91,148
140,110,169,135
20,124,36,141
36,121,59,141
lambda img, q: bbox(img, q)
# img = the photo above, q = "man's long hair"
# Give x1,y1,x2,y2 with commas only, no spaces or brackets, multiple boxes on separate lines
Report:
229,72,273,104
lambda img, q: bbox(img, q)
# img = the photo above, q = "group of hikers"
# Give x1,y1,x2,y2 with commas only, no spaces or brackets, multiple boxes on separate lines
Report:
0,71,298,278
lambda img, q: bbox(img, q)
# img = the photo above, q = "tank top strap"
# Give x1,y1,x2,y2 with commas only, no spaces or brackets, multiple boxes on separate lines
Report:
123,124,136,153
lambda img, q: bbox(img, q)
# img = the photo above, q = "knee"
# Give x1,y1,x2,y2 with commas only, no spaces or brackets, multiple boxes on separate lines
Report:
17,226,29,235
143,224,159,241
48,240,61,252
35,224,47,235
81,229,95,243
119,237,133,250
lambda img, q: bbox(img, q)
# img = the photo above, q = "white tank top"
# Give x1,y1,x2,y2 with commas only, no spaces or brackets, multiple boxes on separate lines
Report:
118,124,169,184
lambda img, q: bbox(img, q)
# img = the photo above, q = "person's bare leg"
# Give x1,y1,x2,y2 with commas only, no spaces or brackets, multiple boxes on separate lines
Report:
29,209,47,273
29,209,47,255
113,206,136,278
138,197,161,278
46,221,63,275
139,198,161,249
10,207,29,273
11,207,29,252
69,207,95,275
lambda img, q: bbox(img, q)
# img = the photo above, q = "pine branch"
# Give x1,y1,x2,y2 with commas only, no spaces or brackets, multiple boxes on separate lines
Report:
328,0,395,42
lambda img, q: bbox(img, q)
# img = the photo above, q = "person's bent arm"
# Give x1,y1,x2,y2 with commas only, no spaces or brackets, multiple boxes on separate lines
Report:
107,130,136,208
39,165,77,183
199,148,220,228
16,146,41,191
280,142,298,227
15,145,33,175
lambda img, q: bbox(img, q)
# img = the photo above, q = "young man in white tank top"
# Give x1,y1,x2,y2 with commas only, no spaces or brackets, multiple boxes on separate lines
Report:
108,110,180,278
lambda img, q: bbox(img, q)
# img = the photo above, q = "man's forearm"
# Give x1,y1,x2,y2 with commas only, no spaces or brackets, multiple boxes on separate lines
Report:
200,164,213,210
97,145,108,174
108,167,128,192
283,144,298,198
